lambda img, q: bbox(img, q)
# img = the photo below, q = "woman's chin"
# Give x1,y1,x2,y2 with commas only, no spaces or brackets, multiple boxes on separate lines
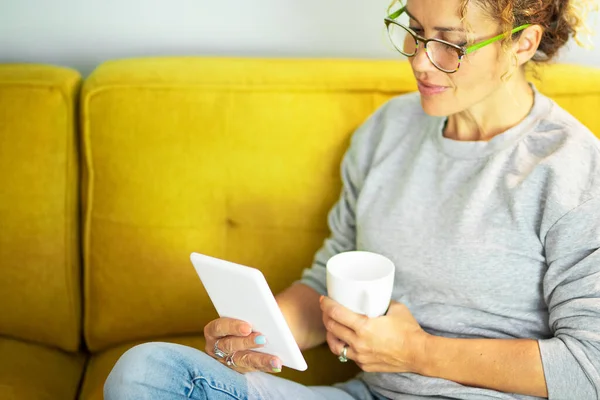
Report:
420,97,454,117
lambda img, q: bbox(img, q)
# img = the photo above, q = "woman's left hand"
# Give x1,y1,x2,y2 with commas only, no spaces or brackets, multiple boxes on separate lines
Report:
320,296,430,373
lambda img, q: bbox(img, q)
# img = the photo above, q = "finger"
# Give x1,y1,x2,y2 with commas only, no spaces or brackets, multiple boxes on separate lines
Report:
326,331,345,355
328,333,380,367
325,313,357,345
333,339,359,363
218,333,268,354
322,306,356,345
231,350,283,373
322,313,332,332
321,296,367,333
205,318,252,339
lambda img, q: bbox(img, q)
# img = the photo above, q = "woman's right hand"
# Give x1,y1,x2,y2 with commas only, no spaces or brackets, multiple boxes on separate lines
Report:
204,317,283,373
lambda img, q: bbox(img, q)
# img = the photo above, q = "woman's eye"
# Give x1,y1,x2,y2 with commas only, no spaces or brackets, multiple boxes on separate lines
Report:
443,37,467,47
409,27,423,33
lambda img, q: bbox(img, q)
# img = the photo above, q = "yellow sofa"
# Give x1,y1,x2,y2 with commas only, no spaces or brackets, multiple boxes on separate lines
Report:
1,57,600,399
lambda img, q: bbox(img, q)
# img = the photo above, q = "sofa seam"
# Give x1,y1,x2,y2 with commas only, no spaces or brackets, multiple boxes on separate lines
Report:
82,84,410,97
79,83,600,100
80,82,104,352
81,83,97,352
0,81,73,89
62,75,82,353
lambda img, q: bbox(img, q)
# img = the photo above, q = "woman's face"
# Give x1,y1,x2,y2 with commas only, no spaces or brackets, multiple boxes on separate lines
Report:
405,0,511,117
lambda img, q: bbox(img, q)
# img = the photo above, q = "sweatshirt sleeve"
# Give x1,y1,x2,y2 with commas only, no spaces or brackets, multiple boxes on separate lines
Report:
540,195,600,400
298,111,382,295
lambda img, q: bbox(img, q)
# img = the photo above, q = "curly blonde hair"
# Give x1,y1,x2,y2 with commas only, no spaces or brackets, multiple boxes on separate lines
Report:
388,0,597,63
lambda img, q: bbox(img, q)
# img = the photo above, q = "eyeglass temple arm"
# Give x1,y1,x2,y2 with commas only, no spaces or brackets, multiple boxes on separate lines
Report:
465,24,532,54
386,7,532,56
387,6,405,20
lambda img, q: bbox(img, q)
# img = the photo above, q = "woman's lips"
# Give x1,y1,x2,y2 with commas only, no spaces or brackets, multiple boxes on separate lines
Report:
417,80,448,96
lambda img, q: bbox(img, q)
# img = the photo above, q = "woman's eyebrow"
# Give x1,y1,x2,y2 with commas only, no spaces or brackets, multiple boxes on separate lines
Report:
405,8,466,32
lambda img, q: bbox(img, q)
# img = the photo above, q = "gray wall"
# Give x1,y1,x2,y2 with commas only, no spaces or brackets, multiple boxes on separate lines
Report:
0,0,598,75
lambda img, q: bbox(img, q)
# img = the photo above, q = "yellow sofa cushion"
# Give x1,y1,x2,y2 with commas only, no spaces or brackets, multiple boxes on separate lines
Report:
0,337,86,400
0,64,82,352
529,64,600,134
81,57,600,352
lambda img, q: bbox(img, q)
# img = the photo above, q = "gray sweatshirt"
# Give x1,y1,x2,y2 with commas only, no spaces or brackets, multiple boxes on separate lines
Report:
300,88,600,400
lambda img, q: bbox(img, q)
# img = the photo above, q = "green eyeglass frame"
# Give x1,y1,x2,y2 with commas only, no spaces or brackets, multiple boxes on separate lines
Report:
385,7,531,73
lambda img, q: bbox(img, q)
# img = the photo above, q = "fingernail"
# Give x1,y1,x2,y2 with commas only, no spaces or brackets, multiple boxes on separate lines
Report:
270,359,281,369
255,335,267,345
272,368,282,373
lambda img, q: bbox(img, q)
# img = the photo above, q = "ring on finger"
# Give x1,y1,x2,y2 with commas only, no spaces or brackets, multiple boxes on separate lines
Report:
225,351,238,368
213,339,228,359
338,345,349,363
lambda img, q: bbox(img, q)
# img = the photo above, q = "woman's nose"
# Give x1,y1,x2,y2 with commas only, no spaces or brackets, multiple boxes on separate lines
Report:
411,43,436,73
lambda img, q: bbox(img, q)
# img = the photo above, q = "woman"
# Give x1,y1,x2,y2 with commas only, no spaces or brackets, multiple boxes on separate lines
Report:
104,0,599,398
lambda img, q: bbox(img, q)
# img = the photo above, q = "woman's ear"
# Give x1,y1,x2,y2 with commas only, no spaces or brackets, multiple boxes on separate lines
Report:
514,25,544,66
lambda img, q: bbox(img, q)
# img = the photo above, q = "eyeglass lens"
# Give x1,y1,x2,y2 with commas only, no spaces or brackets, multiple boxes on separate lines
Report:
387,23,460,72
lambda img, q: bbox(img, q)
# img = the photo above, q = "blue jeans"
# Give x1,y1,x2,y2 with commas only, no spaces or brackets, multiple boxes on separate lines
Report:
104,342,383,400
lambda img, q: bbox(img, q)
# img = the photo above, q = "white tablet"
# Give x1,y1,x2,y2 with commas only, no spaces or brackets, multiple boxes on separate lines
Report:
190,252,308,371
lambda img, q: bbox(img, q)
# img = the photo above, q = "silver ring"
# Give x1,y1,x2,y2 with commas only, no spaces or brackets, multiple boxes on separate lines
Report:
225,352,238,368
338,345,349,363
213,339,228,359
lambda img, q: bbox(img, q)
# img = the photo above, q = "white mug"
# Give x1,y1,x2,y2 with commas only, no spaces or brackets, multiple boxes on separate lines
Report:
326,251,395,318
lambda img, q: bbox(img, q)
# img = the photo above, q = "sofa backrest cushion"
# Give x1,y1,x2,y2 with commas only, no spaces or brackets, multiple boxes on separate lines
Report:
0,65,82,352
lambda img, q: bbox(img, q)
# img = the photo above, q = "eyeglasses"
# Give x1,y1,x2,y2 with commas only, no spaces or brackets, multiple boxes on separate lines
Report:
384,7,531,73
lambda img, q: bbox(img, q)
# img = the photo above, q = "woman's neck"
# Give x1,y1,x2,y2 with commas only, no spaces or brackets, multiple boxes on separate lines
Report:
444,75,535,142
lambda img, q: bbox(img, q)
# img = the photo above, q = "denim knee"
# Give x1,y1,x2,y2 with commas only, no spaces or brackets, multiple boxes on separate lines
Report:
104,342,251,400
104,342,183,399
